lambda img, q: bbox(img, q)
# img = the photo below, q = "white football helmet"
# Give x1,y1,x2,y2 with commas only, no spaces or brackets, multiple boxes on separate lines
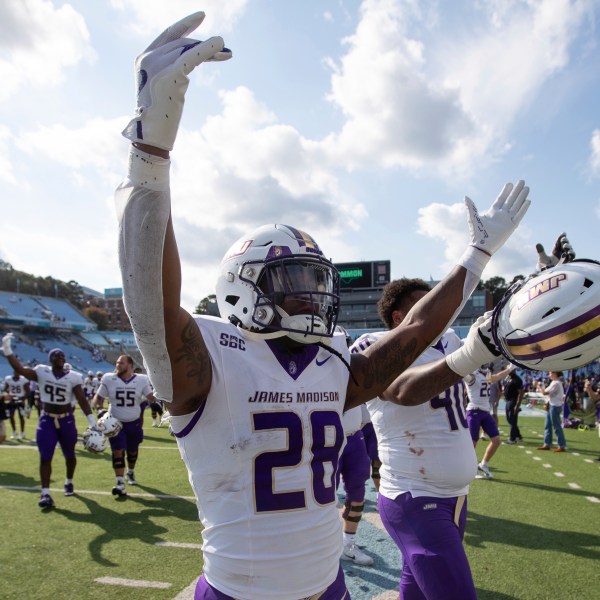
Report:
216,224,340,344
82,428,107,453
97,412,123,438
492,260,600,371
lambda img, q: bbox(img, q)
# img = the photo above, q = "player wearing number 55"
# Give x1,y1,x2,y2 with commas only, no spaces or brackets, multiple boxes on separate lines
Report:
0,334,97,509
115,11,530,600
92,355,156,498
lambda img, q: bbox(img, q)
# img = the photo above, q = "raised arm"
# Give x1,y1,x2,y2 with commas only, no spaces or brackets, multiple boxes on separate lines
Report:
1,334,37,381
116,13,231,415
346,181,530,408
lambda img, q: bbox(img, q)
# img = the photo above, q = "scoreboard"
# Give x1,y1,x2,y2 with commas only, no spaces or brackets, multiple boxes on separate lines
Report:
335,261,391,289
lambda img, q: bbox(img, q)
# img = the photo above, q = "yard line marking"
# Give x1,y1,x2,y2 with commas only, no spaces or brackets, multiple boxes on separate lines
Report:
531,431,538,434
156,542,202,549
554,472,565,478
584,459,594,464
525,450,532,455
95,577,171,589
532,456,541,461
586,496,600,504
172,577,199,600
519,445,526,449
572,452,580,456
542,463,552,468
0,485,196,500
372,592,399,600
568,483,581,489
362,511,386,532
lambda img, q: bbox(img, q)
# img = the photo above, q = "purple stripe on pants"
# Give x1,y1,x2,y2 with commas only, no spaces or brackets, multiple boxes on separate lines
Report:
378,492,477,600
36,413,78,461
194,565,350,599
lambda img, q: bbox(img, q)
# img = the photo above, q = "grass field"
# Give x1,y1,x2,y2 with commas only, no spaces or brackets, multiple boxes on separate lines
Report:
1,410,599,600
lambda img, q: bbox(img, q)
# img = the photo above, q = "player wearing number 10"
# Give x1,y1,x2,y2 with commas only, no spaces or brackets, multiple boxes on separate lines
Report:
351,278,481,600
92,355,155,497
115,11,530,600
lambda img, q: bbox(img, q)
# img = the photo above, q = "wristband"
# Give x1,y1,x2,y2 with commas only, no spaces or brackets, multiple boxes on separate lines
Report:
457,245,490,279
87,414,97,428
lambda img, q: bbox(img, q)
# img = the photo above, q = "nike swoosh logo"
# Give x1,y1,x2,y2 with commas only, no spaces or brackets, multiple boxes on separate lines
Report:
315,356,332,366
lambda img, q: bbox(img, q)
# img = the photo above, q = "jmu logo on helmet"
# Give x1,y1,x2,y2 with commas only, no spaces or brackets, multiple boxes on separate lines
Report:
516,273,567,310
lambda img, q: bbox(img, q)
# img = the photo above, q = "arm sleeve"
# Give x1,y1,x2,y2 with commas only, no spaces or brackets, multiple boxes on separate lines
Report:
115,148,173,402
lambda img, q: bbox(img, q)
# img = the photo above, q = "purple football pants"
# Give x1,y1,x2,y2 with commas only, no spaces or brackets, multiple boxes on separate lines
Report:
466,408,499,442
108,418,143,452
36,413,78,461
378,492,477,600
194,565,350,599
337,430,371,502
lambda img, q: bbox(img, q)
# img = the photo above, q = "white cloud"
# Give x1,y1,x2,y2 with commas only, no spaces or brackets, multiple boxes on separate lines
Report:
590,128,600,175
322,0,594,179
0,0,96,102
0,126,16,184
109,0,248,35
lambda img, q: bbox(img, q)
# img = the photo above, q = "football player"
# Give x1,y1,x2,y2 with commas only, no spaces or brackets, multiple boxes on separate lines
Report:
92,355,155,496
3,369,30,439
115,12,530,599
465,365,513,478
0,340,97,508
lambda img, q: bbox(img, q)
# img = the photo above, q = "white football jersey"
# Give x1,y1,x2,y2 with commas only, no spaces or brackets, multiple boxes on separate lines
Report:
465,369,493,411
342,405,362,435
351,329,477,499
171,317,349,600
35,365,83,408
97,373,152,422
4,375,29,399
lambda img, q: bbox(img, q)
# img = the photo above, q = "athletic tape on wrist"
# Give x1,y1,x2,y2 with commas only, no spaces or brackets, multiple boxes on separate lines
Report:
457,245,490,279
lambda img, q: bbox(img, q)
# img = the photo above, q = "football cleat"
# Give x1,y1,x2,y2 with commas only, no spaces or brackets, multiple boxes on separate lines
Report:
477,463,493,479
341,543,374,566
112,483,127,497
38,494,55,509
64,483,74,496
126,472,137,486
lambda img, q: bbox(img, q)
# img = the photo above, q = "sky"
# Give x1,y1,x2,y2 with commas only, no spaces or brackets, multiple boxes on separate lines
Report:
1,0,599,312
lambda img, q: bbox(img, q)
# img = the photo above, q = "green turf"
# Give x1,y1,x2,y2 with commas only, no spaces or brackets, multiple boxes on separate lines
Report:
1,412,599,599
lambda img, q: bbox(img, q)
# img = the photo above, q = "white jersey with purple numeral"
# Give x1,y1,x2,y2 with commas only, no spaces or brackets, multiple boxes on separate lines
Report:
34,365,83,409
170,316,349,600
4,375,28,399
465,369,493,411
351,329,477,499
97,373,151,422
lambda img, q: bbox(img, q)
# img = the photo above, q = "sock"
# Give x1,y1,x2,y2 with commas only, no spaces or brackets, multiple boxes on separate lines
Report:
65,478,73,485
343,532,356,546
41,487,49,496
116,476,124,484
481,460,488,467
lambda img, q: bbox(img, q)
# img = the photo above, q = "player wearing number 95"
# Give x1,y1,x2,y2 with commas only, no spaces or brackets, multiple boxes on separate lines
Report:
92,355,155,497
0,337,97,509
115,11,530,600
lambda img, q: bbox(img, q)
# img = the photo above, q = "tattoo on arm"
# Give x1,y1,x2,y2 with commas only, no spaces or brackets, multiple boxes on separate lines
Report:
174,315,210,388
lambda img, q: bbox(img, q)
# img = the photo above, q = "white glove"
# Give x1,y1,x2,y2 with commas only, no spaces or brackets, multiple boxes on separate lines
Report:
122,11,232,151
445,312,501,377
465,180,531,255
536,233,575,271
2,333,14,356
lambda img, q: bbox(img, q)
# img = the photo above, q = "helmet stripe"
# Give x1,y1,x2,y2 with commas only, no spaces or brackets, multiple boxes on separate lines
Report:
506,304,600,360
284,225,319,252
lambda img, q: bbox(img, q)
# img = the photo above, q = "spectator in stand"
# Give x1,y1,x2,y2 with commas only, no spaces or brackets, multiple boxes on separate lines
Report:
537,372,567,452
584,379,600,462
503,369,524,445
